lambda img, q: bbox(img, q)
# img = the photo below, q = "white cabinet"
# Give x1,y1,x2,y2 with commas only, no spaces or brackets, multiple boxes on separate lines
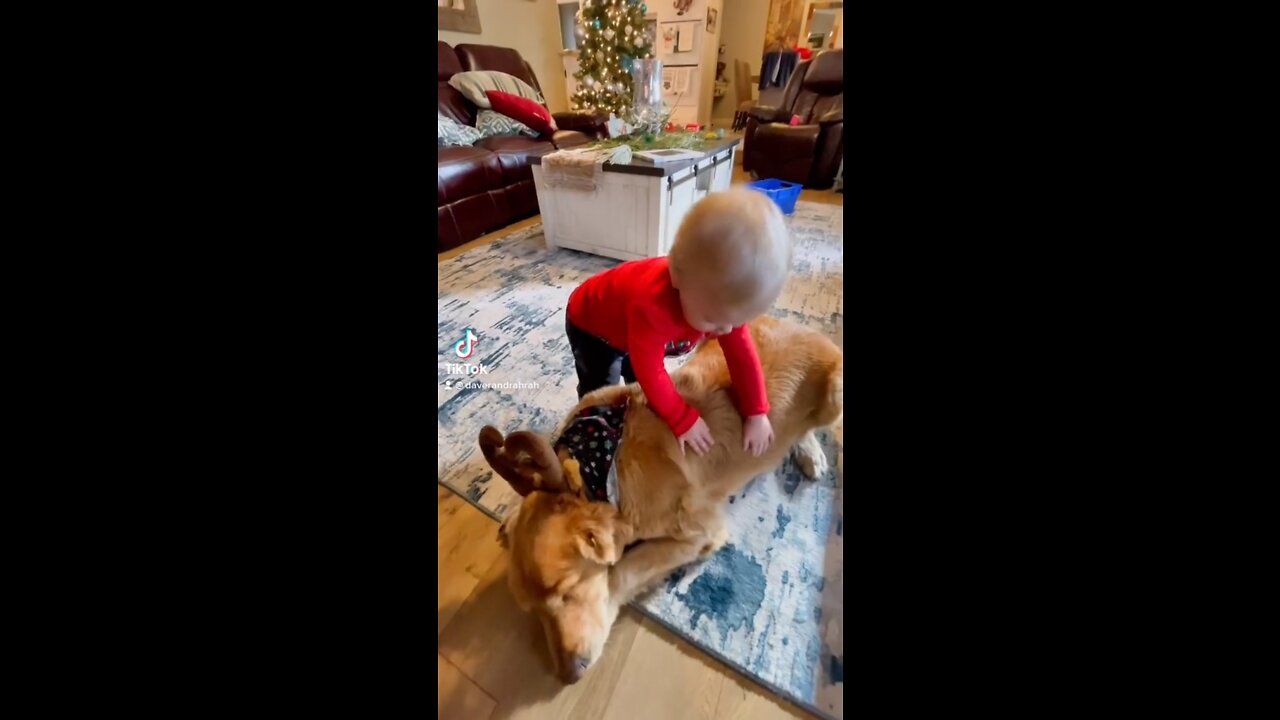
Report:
662,66,702,108
667,106,698,127
654,0,722,129
658,20,703,66
534,142,740,261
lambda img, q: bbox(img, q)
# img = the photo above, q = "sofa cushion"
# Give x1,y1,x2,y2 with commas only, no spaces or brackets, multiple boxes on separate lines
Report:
439,84,476,127
438,146,505,207
438,41,463,81
473,136,555,185
438,41,476,126
449,70,544,109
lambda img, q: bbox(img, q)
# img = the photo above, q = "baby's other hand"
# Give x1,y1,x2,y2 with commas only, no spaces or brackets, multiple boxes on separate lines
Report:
742,414,774,457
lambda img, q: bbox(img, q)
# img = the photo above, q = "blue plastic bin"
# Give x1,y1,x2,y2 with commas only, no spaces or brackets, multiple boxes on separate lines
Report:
745,178,803,215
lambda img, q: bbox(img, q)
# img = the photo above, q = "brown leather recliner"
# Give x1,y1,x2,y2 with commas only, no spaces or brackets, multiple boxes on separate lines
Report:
438,42,611,253
742,50,843,190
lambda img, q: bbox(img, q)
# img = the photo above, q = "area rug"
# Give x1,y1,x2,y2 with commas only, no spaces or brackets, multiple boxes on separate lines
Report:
437,201,844,719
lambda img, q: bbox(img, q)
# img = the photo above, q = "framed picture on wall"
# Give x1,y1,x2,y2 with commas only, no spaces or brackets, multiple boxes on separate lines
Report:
438,0,481,34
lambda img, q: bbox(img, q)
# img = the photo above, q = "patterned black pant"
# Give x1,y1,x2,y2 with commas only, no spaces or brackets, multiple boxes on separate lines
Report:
566,317,636,399
565,317,697,400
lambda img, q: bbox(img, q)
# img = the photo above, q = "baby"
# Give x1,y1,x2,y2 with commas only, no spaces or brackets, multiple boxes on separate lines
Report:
564,188,792,456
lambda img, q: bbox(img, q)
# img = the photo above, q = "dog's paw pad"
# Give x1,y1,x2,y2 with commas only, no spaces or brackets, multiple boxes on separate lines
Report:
700,528,729,557
797,450,828,480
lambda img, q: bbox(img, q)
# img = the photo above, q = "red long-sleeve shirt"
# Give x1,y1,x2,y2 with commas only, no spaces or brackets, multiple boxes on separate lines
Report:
566,257,770,436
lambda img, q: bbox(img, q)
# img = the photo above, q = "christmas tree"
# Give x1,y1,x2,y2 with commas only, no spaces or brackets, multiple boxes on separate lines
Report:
571,0,653,116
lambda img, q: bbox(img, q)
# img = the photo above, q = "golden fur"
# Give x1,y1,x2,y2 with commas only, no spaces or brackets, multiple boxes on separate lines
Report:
478,317,843,683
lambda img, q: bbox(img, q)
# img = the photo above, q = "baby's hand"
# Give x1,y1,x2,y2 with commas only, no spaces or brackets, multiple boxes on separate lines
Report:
742,414,774,457
678,417,714,456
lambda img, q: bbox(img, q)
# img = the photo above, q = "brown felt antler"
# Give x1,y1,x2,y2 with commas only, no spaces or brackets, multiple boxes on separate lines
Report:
477,426,567,496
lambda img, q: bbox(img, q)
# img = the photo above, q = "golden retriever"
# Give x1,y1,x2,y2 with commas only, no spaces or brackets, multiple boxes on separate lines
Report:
477,316,842,683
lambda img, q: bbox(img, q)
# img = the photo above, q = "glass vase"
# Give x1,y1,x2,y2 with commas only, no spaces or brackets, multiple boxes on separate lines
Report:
630,58,668,135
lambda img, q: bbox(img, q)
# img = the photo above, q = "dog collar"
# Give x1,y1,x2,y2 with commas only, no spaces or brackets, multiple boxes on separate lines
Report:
553,397,628,506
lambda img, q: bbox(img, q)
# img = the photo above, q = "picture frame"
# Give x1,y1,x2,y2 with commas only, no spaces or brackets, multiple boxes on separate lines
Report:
438,0,481,34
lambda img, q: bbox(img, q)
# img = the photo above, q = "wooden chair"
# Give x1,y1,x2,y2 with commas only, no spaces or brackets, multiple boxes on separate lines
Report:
732,59,755,131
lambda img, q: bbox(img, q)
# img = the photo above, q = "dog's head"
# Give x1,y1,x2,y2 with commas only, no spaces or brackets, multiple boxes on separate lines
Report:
479,425,629,684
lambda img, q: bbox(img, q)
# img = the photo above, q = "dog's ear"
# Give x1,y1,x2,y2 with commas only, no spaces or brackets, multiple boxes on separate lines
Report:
478,426,566,496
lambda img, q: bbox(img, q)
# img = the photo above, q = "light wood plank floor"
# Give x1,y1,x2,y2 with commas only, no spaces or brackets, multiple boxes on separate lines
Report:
438,487,815,720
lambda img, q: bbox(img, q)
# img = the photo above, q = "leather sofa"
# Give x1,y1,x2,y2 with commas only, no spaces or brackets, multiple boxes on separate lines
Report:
438,42,609,253
742,49,844,190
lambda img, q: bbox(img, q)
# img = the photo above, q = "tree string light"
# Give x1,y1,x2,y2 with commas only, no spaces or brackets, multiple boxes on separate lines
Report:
570,0,653,116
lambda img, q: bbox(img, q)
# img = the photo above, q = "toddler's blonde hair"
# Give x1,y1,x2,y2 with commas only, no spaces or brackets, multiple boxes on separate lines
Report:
668,188,792,315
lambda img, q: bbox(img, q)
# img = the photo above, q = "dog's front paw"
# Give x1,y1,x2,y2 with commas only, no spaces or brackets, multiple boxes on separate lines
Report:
700,526,729,558
796,446,828,480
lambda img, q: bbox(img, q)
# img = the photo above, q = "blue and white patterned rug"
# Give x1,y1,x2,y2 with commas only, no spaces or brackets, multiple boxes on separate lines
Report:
437,200,844,719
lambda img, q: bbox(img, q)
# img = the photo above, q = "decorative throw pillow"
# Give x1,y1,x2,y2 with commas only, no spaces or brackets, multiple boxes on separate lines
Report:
486,91,558,136
448,70,544,109
476,110,539,139
438,112,482,147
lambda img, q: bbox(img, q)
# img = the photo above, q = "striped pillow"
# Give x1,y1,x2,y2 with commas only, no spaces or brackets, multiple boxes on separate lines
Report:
476,110,539,139
448,71,545,110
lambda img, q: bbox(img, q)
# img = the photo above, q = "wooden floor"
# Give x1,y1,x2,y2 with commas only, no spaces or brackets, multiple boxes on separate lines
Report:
437,145,838,718
439,486,814,720
438,153,843,262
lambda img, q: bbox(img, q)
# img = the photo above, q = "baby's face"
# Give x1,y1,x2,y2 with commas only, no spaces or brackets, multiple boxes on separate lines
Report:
680,289,755,336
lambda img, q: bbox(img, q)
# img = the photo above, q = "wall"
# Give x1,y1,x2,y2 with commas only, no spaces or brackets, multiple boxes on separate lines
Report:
714,0,770,126
698,0,725,128
439,0,570,113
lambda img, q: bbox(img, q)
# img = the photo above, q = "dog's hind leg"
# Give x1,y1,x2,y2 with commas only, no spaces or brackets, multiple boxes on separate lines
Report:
792,430,828,480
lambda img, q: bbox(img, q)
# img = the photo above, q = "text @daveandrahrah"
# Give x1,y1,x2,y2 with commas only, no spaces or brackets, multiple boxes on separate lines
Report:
442,378,542,390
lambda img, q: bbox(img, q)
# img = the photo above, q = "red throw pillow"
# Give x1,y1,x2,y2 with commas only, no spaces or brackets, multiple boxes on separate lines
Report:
486,90,558,136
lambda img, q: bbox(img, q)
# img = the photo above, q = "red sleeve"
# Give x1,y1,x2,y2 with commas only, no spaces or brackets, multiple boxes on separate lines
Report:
629,307,699,437
717,325,771,417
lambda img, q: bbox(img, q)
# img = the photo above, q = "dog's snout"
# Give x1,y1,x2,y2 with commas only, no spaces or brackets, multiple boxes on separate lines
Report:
563,655,590,684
